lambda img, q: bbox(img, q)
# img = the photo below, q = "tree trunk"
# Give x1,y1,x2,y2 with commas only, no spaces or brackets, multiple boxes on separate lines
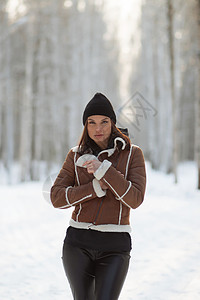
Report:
167,0,178,183
20,15,34,181
197,0,200,189
32,21,45,181
5,16,14,184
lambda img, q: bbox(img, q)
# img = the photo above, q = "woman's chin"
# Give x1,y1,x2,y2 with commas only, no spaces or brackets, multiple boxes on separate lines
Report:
93,136,104,142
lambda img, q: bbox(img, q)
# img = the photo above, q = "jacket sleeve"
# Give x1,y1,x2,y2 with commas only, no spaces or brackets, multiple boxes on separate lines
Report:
94,146,146,209
50,150,99,209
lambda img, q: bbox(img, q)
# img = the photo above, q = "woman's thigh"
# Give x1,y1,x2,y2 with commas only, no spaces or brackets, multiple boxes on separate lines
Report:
94,251,130,300
62,242,95,300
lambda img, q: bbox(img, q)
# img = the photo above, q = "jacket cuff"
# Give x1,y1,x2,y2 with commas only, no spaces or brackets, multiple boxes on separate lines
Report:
94,160,112,180
92,178,106,197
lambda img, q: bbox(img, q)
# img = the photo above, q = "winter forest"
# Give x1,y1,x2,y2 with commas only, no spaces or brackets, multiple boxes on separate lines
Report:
0,0,200,186
1,1,200,299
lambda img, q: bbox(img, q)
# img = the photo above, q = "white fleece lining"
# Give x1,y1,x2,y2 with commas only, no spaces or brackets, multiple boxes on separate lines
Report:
118,202,123,225
97,137,126,158
125,145,133,179
94,160,112,180
103,178,132,209
72,194,93,206
58,203,70,209
69,219,131,233
76,154,98,168
58,193,93,208
74,152,80,186
65,186,73,206
76,203,82,221
71,146,79,152
71,137,126,156
56,186,73,209
116,181,132,200
114,137,126,150
97,148,115,158
92,178,106,197
74,152,82,219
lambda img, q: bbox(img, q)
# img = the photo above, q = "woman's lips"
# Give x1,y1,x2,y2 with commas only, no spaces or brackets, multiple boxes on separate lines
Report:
94,134,103,137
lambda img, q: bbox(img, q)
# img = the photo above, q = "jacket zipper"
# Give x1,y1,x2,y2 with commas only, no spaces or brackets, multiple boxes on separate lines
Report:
93,198,104,225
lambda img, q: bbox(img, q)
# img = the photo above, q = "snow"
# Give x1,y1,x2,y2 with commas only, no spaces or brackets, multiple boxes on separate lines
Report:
0,161,200,300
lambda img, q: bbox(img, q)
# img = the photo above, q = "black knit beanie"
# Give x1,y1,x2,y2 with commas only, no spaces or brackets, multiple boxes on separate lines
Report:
83,93,116,125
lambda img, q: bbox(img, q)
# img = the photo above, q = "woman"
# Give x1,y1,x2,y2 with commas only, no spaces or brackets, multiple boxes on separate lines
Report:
51,92,146,300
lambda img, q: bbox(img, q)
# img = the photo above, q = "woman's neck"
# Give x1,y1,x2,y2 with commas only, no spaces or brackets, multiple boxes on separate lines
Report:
95,139,109,150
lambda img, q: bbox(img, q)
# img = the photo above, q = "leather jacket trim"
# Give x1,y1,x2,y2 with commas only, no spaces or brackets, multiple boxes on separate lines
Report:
118,202,123,225
74,151,80,186
125,145,133,179
103,178,132,209
92,178,106,197
94,160,112,180
65,186,73,206
116,181,132,200
71,137,127,158
59,190,93,209
76,203,82,222
69,219,132,233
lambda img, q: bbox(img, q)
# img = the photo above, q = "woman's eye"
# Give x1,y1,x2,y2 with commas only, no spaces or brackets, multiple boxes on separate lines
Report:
88,120,108,125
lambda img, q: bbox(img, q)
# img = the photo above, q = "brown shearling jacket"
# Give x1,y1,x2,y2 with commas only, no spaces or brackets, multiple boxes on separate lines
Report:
50,137,146,233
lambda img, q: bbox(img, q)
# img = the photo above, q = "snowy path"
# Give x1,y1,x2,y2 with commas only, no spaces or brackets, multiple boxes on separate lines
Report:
1,163,200,300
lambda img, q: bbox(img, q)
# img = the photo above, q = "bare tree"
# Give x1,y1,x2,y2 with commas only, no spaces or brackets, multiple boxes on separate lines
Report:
196,0,200,189
167,0,178,183
1,0,199,185
20,13,35,181
0,5,5,165
4,13,14,183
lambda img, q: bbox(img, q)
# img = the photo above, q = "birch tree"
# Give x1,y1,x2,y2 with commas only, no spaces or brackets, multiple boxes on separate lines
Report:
32,3,48,180
19,13,35,181
1,0,199,184
4,11,14,183
167,0,178,183
0,4,5,163
196,0,200,189
131,0,173,173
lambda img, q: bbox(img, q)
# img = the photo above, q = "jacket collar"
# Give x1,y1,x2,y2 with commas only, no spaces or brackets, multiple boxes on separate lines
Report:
97,137,126,158
72,137,126,158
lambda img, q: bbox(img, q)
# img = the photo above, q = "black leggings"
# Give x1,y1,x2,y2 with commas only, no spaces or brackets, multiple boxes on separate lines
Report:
62,242,130,300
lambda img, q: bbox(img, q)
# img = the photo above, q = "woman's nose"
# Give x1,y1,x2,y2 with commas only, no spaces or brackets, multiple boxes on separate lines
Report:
96,125,102,132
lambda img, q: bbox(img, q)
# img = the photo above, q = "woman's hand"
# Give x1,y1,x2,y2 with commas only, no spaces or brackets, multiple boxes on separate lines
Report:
82,160,102,174
99,180,108,190
83,160,109,190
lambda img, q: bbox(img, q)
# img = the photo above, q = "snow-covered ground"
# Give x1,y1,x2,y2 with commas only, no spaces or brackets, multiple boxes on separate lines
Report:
1,162,200,300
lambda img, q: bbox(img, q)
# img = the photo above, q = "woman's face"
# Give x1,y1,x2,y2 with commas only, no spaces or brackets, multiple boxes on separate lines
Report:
87,115,112,149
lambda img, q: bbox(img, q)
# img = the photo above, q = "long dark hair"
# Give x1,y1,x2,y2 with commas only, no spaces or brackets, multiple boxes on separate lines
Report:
78,119,131,155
